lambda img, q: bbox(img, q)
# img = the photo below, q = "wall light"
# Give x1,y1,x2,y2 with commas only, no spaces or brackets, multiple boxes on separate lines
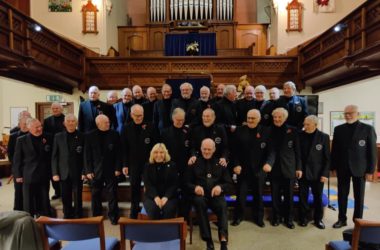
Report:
28,23,42,32
333,23,347,32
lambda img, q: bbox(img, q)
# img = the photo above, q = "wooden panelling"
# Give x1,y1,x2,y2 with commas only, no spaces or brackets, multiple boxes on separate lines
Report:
85,56,299,91
299,0,380,92
4,0,29,16
236,24,267,55
118,26,149,56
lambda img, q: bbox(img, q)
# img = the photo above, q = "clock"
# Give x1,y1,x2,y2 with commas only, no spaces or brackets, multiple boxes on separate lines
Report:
286,0,303,32
82,0,99,34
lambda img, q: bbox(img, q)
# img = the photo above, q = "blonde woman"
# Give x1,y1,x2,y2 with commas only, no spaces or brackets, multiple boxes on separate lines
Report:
143,143,179,219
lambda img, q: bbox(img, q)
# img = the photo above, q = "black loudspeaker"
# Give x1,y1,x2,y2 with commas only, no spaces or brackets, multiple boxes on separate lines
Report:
257,0,271,24
300,95,319,115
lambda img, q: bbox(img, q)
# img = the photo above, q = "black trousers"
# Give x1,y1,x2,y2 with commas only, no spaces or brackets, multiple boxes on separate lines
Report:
271,176,295,222
61,177,83,218
337,174,366,222
144,198,177,219
14,181,23,211
298,178,324,222
193,195,228,241
91,177,119,220
234,174,265,222
23,182,51,217
51,174,61,196
129,173,142,219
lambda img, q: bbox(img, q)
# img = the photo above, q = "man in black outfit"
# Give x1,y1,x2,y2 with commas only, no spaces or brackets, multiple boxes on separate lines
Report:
185,138,232,250
142,87,158,123
84,114,121,224
260,87,280,126
52,114,84,218
8,115,29,211
171,82,200,127
153,84,173,134
213,85,238,133
188,108,229,168
114,88,133,134
13,118,52,217
236,86,256,125
121,104,157,218
161,108,191,218
43,102,65,200
298,115,330,229
277,81,308,130
331,105,377,228
189,86,212,126
231,109,275,227
132,85,147,105
78,85,116,133
210,84,225,105
269,108,302,229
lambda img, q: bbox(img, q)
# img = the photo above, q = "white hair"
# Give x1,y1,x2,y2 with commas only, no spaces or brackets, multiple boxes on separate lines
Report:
223,85,236,96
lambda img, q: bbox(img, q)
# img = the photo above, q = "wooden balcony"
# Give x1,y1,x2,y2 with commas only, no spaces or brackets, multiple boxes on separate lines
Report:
0,1,86,93
85,55,298,91
299,0,380,92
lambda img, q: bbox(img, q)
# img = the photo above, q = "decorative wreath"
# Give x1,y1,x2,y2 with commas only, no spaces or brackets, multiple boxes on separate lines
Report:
317,0,329,6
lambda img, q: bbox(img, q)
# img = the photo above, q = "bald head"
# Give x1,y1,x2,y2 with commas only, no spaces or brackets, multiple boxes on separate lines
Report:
131,104,144,124
121,88,133,103
201,138,216,160
95,114,110,131
161,84,172,99
246,109,261,128
64,114,78,133
244,85,255,101
146,87,157,102
132,85,144,100
107,90,118,104
269,87,280,100
89,86,100,101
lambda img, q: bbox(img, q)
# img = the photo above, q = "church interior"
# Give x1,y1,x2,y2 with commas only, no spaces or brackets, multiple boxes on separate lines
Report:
1,0,380,249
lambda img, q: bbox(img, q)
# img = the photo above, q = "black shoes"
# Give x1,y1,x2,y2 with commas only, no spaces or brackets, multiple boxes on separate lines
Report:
298,219,308,227
333,220,347,228
285,221,295,229
231,218,242,226
256,220,265,228
271,219,280,227
315,220,325,229
220,241,228,250
206,240,215,250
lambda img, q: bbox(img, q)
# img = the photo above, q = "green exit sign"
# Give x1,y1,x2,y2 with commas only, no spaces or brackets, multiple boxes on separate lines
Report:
46,95,62,102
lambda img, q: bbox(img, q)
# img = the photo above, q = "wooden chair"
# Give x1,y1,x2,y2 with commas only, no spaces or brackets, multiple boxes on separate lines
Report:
326,219,380,250
119,217,187,250
36,216,119,250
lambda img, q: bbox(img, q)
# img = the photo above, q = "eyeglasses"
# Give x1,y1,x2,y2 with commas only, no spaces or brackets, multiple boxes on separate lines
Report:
344,112,357,115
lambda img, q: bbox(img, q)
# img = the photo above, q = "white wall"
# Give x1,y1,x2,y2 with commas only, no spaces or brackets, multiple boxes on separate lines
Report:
30,0,126,54
0,77,117,134
317,75,380,140
270,0,366,54
106,0,128,51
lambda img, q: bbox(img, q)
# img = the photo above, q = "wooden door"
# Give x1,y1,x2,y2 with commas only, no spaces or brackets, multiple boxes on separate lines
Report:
35,102,74,123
